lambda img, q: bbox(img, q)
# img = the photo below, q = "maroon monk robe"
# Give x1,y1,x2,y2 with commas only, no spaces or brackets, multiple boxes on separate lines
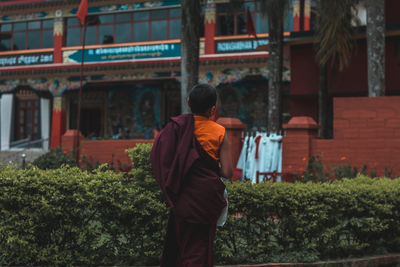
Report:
150,114,227,267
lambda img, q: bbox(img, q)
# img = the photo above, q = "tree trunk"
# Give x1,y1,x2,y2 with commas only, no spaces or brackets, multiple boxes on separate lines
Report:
180,0,201,113
366,0,385,97
318,63,329,138
267,1,284,132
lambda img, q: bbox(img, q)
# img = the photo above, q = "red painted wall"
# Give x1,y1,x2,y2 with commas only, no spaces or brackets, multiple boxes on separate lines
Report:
289,45,319,95
283,96,400,177
79,139,153,168
290,39,400,120
328,42,368,94
386,0,400,25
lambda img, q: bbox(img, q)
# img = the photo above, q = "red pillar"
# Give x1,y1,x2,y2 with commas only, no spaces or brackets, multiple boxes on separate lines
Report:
217,117,247,168
50,17,65,148
53,17,63,63
50,96,66,148
304,0,311,31
61,130,84,163
293,0,301,32
282,116,319,174
204,3,216,54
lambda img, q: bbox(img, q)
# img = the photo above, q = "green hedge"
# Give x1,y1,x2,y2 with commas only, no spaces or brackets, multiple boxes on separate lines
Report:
0,164,167,266
32,147,77,170
0,145,400,265
217,177,400,263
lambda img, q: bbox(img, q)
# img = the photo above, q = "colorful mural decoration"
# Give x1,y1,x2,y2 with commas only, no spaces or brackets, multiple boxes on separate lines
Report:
0,58,290,97
0,77,76,95
199,59,290,85
108,86,161,139
64,43,180,63
1,12,47,22
217,77,268,129
0,71,180,95
199,67,269,86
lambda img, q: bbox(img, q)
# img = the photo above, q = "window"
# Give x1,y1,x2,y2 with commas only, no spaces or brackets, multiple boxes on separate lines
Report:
65,8,181,46
217,3,257,36
0,20,53,51
14,89,40,142
217,2,293,36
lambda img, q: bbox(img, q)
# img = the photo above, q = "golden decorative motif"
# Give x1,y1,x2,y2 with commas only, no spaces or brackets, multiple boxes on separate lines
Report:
304,0,311,16
199,40,205,56
53,96,62,111
54,18,63,36
293,0,300,16
205,6,216,24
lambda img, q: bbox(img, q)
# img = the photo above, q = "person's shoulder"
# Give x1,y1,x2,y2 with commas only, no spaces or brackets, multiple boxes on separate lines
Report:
170,114,193,127
209,120,225,135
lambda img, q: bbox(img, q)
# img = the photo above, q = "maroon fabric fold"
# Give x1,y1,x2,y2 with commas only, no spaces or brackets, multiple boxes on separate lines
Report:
150,114,227,266
150,114,199,208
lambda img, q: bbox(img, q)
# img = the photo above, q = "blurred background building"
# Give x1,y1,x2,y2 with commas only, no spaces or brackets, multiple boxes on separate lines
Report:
0,0,399,153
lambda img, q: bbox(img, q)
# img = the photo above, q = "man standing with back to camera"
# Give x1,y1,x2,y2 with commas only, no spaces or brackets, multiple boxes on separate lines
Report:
151,84,233,266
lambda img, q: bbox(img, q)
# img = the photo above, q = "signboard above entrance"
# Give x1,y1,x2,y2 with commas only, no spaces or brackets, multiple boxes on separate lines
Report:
64,43,181,64
216,38,268,53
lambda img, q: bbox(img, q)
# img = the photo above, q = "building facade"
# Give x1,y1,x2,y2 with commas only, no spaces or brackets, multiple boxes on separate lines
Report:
0,0,308,152
289,0,400,137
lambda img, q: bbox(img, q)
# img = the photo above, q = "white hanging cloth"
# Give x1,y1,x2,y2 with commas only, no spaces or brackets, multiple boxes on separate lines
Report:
236,131,283,183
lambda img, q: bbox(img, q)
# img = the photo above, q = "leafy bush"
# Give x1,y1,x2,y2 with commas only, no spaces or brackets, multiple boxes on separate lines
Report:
32,147,77,169
216,177,400,264
126,144,161,196
2,144,400,265
333,164,358,179
294,155,332,182
0,165,167,266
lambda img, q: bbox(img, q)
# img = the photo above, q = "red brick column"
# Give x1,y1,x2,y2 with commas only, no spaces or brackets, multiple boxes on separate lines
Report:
293,0,301,32
217,117,247,168
282,116,319,174
61,130,84,153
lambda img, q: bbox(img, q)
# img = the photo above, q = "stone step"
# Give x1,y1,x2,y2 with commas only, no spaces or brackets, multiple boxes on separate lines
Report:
0,150,47,168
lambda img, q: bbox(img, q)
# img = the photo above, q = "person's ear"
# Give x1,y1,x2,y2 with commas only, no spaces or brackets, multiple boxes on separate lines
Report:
187,97,190,108
209,105,216,116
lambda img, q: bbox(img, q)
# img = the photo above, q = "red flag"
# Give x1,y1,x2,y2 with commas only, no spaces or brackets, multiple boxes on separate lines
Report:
246,8,257,39
76,0,88,26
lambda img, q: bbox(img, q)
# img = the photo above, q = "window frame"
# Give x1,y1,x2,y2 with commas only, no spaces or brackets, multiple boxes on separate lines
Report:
65,7,181,46
216,3,259,36
14,90,40,142
0,19,53,51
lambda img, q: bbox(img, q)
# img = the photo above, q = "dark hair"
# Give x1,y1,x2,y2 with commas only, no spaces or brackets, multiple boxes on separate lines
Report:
188,84,217,114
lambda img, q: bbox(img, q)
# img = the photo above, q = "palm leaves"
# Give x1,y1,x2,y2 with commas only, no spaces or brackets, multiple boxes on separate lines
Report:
315,0,358,71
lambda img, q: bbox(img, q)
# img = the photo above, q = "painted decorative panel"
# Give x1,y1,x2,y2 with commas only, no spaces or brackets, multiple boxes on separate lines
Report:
217,77,268,129
108,85,161,140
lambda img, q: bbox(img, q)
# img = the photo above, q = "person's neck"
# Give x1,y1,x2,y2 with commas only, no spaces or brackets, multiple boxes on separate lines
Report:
193,113,209,118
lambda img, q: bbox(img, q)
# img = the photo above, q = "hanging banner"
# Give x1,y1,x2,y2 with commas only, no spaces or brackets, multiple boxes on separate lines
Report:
64,43,181,63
